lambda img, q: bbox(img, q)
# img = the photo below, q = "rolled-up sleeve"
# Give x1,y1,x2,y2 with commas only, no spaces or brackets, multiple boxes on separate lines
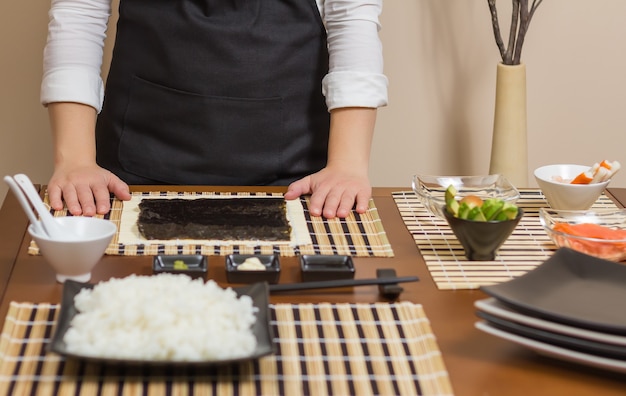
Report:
40,0,111,113
322,0,388,110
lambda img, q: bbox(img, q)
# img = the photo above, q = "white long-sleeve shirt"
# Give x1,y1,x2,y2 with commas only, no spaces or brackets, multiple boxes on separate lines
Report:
41,0,388,113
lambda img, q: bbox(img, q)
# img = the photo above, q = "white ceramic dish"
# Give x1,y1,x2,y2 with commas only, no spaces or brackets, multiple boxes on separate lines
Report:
475,321,626,374
534,164,610,210
29,216,117,283
476,310,626,359
475,298,626,346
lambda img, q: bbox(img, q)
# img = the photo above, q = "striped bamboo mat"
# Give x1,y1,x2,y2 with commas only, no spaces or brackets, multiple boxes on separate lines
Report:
0,302,452,396
30,192,394,258
393,190,619,290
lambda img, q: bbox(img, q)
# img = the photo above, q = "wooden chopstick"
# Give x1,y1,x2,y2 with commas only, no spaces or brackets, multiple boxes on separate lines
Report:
268,276,419,293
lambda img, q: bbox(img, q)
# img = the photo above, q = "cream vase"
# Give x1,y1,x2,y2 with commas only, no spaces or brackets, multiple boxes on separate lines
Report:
488,63,529,187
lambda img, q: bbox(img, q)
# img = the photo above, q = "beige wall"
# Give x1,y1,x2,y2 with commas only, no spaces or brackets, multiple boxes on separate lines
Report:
2,1,626,206
373,0,626,188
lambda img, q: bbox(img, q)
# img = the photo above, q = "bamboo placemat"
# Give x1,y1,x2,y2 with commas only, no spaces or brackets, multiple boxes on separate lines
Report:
29,192,394,258
393,190,619,290
0,302,452,396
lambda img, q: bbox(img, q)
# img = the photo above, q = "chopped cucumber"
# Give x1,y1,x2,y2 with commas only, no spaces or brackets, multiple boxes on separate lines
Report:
444,185,518,222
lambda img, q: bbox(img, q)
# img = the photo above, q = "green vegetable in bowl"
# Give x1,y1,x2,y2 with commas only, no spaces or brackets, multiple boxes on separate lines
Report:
445,185,518,221
173,260,189,270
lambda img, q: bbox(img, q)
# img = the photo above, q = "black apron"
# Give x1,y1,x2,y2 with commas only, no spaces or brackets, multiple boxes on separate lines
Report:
96,0,330,186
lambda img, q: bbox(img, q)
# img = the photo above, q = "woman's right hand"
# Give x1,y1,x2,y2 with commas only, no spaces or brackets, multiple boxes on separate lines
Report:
46,103,131,216
47,165,131,216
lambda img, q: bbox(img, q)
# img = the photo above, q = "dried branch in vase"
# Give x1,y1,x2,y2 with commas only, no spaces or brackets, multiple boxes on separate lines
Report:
487,0,544,65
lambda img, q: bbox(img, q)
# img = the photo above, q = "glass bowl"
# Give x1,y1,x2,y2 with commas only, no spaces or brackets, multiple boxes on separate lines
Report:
539,208,626,262
412,174,520,219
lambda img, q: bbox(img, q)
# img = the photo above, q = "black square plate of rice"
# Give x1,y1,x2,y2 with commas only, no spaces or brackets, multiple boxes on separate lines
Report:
49,280,275,365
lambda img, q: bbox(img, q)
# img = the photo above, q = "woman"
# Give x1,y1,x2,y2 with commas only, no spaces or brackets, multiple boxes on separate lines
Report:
41,0,388,219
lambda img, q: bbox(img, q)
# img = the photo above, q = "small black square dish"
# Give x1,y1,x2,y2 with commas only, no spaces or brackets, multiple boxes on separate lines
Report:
153,255,208,279
226,254,281,284
300,255,355,282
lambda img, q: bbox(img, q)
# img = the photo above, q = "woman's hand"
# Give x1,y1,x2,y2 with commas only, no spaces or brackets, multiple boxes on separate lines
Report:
46,102,130,216
285,167,371,219
285,107,376,219
47,165,131,216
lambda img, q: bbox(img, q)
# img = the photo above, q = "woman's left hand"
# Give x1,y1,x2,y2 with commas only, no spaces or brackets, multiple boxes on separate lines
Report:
286,107,376,218
284,167,371,219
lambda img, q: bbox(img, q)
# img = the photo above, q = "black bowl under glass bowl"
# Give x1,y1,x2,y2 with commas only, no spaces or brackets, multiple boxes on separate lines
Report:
443,206,524,261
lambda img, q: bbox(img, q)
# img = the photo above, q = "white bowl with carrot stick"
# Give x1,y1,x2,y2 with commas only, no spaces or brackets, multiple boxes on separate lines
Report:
539,208,626,262
534,162,620,210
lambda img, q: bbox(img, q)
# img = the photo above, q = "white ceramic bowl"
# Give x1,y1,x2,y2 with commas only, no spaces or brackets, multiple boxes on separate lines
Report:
28,217,117,283
534,164,610,210
412,174,520,219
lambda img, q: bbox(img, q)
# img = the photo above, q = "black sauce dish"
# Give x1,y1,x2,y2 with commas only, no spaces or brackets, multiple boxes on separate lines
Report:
225,254,281,284
300,255,355,282
152,254,208,279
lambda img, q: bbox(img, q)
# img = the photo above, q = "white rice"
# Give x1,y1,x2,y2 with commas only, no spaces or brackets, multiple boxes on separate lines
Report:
63,274,258,361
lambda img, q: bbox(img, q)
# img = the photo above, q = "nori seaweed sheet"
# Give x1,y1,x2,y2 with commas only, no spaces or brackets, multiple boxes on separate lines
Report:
137,198,292,241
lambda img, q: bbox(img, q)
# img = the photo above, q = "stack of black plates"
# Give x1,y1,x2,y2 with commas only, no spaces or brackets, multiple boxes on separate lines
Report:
475,247,626,373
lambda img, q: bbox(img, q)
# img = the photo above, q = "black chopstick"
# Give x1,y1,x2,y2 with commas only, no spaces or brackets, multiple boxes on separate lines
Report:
268,276,419,293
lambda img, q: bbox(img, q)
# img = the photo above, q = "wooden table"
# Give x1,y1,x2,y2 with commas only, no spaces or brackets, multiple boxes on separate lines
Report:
0,186,624,396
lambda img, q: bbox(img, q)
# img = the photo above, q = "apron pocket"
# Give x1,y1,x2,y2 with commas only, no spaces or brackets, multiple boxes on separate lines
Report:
118,76,284,185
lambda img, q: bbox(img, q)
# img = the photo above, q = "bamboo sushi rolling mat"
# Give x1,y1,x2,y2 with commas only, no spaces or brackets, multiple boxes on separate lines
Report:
392,190,620,290
30,192,394,258
0,302,452,396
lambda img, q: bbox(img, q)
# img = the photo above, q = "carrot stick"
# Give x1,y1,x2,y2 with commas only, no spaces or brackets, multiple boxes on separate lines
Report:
571,171,593,184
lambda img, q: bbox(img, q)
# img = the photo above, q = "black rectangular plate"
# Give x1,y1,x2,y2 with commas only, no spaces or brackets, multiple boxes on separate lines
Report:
481,248,626,335
49,280,275,365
